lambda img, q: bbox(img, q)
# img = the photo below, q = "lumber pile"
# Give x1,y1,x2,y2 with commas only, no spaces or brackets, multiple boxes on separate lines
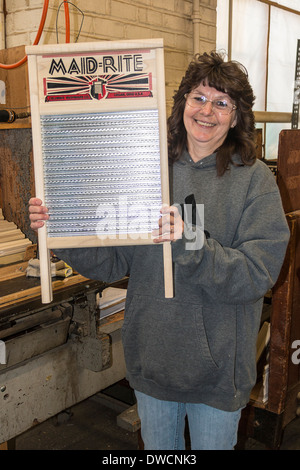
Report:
0,208,33,265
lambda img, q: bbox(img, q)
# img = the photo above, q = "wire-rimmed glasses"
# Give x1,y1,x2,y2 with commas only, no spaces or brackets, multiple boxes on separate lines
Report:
184,93,237,115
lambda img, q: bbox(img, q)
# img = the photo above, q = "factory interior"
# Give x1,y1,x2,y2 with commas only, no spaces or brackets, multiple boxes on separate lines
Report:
1,0,300,452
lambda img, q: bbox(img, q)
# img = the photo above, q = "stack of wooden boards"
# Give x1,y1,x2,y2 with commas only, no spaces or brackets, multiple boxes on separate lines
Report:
0,208,33,265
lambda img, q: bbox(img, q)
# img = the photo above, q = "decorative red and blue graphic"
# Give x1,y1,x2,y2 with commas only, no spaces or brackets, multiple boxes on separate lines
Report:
43,73,153,102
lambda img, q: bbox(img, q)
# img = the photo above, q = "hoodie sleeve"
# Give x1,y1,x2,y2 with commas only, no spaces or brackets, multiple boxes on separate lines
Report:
54,245,135,283
171,183,290,305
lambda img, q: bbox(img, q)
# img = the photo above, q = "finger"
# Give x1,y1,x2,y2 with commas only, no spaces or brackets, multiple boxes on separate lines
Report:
29,204,48,214
160,205,179,217
153,218,173,234
28,198,49,216
29,197,43,206
29,209,49,232
153,234,174,244
160,210,176,225
152,225,176,243
161,213,183,235
29,211,49,221
31,220,45,230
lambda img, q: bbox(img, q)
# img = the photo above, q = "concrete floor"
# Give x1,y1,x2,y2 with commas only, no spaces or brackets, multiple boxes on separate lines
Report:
15,395,140,451
14,382,140,451
12,384,300,451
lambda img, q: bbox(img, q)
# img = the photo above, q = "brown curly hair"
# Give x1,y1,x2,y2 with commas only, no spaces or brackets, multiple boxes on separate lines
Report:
167,51,256,176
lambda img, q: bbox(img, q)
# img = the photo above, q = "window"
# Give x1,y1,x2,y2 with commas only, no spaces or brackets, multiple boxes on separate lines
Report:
217,0,300,159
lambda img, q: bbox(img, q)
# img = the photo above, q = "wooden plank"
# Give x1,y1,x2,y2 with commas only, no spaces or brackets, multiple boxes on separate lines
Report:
156,45,173,298
268,213,297,414
117,404,141,432
0,229,25,242
254,111,292,123
0,252,25,265
0,239,32,256
0,274,90,309
0,205,33,276
0,261,28,281
99,311,125,335
47,233,154,249
23,243,37,261
277,129,300,393
277,129,300,213
0,221,17,231
27,52,52,303
0,239,30,249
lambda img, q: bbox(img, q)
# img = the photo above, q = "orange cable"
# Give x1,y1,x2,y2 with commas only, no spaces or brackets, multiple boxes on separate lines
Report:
64,0,70,43
0,0,49,69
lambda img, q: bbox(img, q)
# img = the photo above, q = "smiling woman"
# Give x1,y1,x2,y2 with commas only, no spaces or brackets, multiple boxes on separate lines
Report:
168,51,256,176
183,83,238,162
29,50,290,450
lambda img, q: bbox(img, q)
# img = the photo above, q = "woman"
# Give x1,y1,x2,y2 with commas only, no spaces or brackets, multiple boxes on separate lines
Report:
29,52,290,450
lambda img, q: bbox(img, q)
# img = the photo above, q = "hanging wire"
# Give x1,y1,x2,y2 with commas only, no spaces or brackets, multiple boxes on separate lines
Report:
0,0,84,69
0,0,49,69
56,1,85,44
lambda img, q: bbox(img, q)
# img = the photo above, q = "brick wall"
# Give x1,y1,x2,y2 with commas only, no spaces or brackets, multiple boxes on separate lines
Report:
3,0,217,110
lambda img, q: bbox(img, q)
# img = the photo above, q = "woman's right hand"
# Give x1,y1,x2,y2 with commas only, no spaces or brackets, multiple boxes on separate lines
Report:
29,197,49,231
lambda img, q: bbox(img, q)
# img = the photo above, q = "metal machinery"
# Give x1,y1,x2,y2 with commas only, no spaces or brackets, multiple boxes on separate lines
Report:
0,266,128,444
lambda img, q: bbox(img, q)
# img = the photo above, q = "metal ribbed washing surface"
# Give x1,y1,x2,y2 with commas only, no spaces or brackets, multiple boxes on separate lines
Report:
41,110,162,237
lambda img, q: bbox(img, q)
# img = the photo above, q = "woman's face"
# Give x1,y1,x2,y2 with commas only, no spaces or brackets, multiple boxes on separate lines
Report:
183,82,237,162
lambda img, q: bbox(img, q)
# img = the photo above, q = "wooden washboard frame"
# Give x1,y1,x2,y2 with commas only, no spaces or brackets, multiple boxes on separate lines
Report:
26,39,173,303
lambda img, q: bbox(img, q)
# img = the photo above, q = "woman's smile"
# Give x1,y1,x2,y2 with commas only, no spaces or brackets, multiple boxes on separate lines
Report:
183,83,237,162
194,119,216,128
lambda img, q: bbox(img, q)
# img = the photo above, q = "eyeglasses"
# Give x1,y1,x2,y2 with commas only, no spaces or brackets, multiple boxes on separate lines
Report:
184,93,237,115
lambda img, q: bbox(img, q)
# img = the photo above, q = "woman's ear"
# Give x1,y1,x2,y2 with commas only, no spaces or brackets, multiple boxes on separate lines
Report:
231,116,237,128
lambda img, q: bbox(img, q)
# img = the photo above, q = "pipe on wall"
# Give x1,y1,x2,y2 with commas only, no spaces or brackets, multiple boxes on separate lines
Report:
192,0,201,55
254,111,292,123
0,0,5,51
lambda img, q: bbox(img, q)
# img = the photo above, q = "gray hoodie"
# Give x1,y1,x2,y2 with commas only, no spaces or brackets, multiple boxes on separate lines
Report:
55,150,290,411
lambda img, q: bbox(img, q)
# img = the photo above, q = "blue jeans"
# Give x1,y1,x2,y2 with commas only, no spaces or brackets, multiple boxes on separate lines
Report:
135,391,242,450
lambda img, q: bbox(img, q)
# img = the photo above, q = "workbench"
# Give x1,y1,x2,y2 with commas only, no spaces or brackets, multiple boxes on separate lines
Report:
0,263,127,445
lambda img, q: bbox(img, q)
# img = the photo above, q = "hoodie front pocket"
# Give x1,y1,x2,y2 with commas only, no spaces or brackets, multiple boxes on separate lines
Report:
122,295,220,391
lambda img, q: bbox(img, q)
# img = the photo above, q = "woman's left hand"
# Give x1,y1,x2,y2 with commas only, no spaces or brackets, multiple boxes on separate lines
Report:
152,205,184,243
